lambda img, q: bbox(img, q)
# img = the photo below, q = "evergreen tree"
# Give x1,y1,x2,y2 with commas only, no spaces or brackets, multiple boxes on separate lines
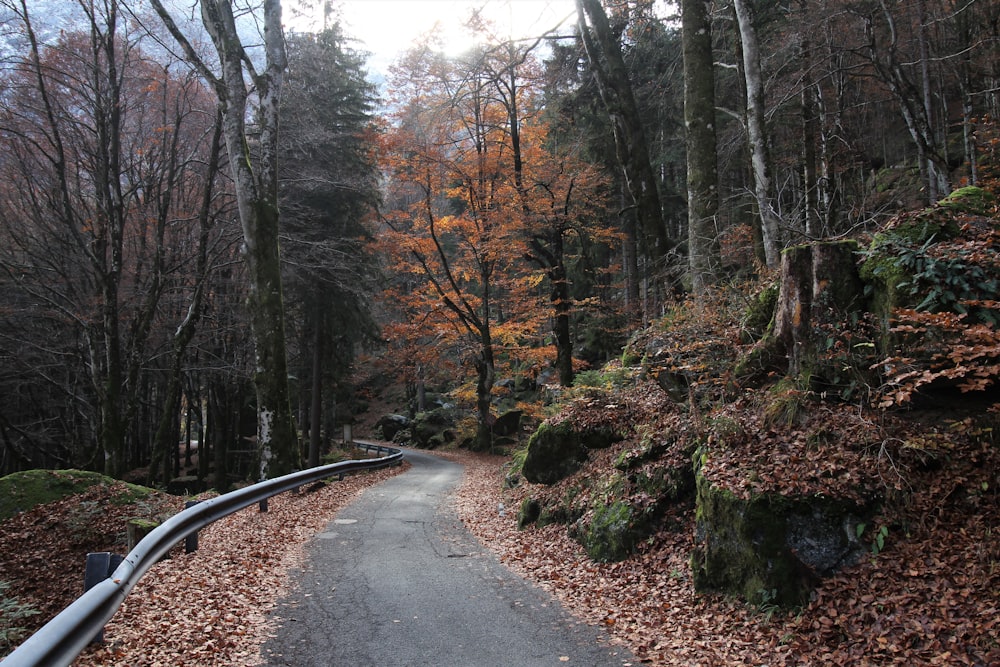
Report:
279,26,381,467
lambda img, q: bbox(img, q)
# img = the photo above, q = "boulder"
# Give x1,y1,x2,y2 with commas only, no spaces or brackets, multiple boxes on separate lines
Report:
165,475,205,495
375,414,410,441
576,500,648,563
517,497,541,529
491,409,523,437
522,420,622,485
691,468,871,607
409,408,458,449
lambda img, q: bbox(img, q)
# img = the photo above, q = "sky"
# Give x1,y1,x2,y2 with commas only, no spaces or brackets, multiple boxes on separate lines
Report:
326,0,579,76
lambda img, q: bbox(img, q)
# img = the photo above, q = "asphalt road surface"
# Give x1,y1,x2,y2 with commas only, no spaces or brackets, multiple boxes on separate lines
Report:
262,448,635,667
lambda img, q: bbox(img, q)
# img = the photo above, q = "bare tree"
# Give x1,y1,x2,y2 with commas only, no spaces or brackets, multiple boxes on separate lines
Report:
733,0,782,266
151,0,299,478
681,0,721,294
0,1,220,476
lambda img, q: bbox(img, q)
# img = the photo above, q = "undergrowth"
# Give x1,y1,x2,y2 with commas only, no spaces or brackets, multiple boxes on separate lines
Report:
0,581,39,658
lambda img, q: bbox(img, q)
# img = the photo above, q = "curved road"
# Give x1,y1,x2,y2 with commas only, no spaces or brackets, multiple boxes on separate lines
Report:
262,448,635,667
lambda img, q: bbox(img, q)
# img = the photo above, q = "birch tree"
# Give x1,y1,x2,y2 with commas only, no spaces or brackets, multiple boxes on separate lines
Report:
151,0,298,478
732,0,782,267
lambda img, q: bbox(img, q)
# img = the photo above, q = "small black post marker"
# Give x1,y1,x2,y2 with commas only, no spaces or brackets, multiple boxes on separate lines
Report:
184,500,200,553
84,552,124,643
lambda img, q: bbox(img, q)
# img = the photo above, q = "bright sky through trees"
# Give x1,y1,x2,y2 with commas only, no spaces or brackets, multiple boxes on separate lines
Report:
332,0,577,74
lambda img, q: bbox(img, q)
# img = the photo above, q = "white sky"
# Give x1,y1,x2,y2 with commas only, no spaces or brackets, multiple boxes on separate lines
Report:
329,0,578,76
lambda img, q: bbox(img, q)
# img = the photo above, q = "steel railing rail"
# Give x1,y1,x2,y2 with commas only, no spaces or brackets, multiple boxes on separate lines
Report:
2,444,403,667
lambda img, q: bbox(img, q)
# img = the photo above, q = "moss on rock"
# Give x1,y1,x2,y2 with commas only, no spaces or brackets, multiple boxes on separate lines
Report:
691,462,871,608
937,185,995,216
517,497,541,529
860,185,999,328
578,500,648,562
522,421,588,485
522,419,622,485
0,469,152,523
409,408,458,449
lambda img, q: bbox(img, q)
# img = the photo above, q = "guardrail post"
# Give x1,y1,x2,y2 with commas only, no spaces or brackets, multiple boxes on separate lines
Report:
184,500,200,553
83,552,124,643
259,498,268,512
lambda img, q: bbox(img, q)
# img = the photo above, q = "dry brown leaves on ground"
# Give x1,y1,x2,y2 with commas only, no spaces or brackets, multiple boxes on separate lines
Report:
451,447,1000,666
1,465,405,666
5,435,998,666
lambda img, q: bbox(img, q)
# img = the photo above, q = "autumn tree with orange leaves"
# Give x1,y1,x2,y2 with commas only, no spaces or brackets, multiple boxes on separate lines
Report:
378,40,619,449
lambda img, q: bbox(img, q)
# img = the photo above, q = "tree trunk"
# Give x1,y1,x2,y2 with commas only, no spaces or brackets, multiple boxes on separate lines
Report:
202,0,298,479
577,0,668,256
733,0,782,266
800,30,820,238
309,318,322,468
773,241,863,378
917,0,938,200
550,231,574,387
152,0,299,479
622,188,641,320
148,112,222,485
682,0,721,294
474,343,496,452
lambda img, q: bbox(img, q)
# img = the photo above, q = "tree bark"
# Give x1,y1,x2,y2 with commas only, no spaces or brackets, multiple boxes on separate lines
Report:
576,0,668,256
799,27,821,238
154,0,299,479
149,111,223,485
681,0,721,294
733,0,782,265
773,241,863,377
309,314,322,468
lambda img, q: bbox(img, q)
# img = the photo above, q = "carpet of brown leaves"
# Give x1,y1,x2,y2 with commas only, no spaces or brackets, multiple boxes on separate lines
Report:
451,440,1000,666
4,428,998,666
0,465,406,665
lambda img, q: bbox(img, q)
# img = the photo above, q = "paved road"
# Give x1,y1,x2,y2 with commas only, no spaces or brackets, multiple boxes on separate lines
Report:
262,448,635,667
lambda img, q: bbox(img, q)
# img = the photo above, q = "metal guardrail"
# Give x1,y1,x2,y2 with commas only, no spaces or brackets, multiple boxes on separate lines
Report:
2,443,403,667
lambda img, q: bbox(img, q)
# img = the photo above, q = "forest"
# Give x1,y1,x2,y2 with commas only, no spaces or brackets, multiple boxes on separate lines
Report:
0,0,996,481
0,0,998,662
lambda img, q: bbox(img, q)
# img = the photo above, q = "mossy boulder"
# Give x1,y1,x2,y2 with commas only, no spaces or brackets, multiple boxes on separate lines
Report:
577,500,648,562
937,185,995,216
517,497,541,529
166,475,205,495
409,408,458,449
691,468,871,608
375,414,410,441
491,409,523,438
0,469,152,523
860,185,1000,331
522,420,622,485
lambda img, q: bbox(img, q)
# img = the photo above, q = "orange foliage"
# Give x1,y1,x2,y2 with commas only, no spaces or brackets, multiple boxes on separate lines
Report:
376,42,620,416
